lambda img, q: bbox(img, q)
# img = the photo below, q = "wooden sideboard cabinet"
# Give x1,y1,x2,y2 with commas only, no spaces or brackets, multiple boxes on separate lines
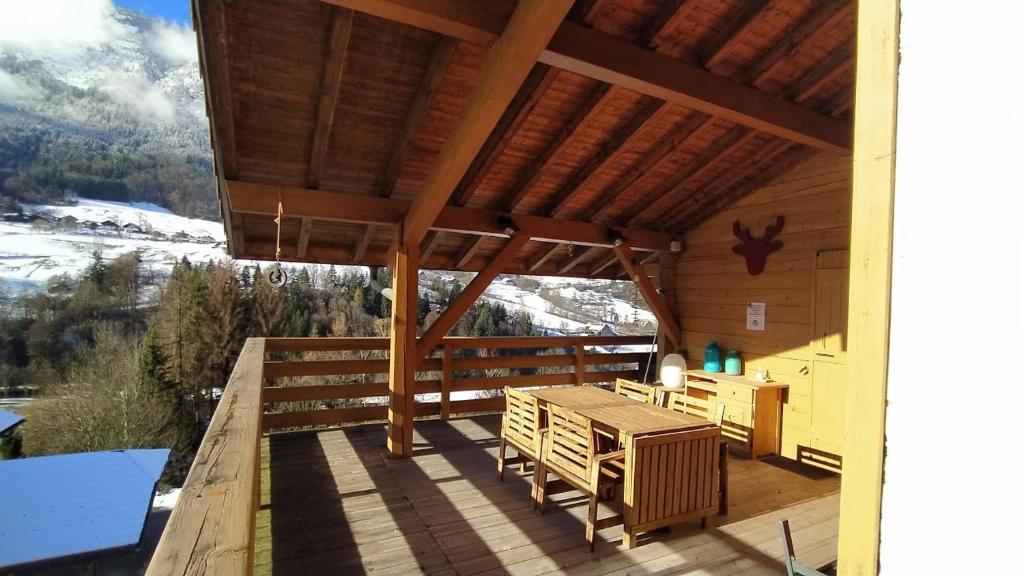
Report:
681,370,788,458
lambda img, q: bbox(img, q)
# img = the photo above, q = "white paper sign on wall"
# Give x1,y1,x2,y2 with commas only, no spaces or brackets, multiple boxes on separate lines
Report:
746,302,766,331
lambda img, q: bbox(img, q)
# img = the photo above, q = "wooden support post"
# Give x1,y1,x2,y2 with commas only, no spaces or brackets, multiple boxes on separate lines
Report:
613,244,681,349
837,0,899,573
574,339,585,385
387,242,419,458
418,234,530,357
440,342,452,420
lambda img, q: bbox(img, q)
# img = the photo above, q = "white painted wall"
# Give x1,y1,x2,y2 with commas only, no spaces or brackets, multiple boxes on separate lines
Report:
881,1,1024,572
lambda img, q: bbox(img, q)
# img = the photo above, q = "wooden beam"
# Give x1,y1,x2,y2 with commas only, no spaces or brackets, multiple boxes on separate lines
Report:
360,37,456,263
227,180,677,251
741,2,852,88
582,112,710,222
539,22,851,152
353,222,373,262
698,0,772,70
838,0,898,572
543,97,663,217
616,125,757,226
557,246,596,274
419,230,444,264
307,8,354,189
671,142,814,231
588,250,619,276
322,0,512,45
417,234,530,357
455,236,486,269
401,0,572,248
380,37,457,199
296,217,313,259
527,243,562,272
387,243,418,458
613,243,680,348
786,42,855,104
451,64,557,207
193,0,240,253
501,84,611,211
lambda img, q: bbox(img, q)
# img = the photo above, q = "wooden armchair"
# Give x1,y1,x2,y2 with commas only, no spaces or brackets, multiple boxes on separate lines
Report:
622,427,722,548
498,388,546,502
665,390,729,515
535,404,625,551
614,378,656,404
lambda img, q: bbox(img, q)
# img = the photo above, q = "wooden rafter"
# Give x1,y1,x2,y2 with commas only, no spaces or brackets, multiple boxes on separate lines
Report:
617,125,757,226
580,112,709,222
513,3,690,217
418,234,530,357
527,243,562,272
501,84,611,211
227,180,676,251
539,22,850,152
558,246,596,274
401,0,573,249
543,97,663,217
741,2,853,88
455,236,487,269
419,231,444,264
297,218,313,259
786,42,855,104
359,37,456,262
613,243,680,348
698,0,772,70
307,8,354,189
588,250,619,276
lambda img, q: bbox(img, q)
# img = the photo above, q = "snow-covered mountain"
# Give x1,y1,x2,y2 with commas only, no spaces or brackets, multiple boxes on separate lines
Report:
0,3,215,217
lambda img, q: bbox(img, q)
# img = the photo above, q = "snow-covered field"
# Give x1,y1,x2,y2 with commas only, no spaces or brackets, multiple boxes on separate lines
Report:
1,199,658,334
1,199,229,293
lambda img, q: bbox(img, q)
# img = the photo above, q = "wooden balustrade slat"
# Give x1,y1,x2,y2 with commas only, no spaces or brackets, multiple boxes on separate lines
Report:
263,382,388,402
452,372,576,392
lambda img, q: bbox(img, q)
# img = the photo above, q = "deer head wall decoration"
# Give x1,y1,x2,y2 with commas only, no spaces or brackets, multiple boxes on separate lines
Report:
732,216,785,275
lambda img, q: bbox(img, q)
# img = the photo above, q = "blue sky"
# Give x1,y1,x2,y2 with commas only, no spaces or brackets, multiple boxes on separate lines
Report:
115,0,191,24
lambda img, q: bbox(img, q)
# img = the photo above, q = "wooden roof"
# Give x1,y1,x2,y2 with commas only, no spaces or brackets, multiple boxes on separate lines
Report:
193,0,855,278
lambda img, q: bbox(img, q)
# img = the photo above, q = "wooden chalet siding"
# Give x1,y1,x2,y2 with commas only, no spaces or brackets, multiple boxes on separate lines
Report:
675,151,852,462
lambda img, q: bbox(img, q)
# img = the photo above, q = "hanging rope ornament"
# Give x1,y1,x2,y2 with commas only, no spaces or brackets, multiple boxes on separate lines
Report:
267,189,288,288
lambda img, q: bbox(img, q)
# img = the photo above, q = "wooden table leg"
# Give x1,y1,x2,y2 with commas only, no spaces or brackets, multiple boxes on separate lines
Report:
718,440,729,515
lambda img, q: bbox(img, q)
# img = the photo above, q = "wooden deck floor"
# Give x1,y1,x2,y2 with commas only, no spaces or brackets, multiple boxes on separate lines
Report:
256,415,840,576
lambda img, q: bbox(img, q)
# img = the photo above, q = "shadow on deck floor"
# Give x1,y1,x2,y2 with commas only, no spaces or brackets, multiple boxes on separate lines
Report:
256,414,840,576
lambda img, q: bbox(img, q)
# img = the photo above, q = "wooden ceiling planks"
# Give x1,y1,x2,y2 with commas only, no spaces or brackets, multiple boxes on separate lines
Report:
201,0,857,277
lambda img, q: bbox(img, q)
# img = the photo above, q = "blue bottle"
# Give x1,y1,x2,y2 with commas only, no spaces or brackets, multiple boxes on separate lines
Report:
704,340,722,372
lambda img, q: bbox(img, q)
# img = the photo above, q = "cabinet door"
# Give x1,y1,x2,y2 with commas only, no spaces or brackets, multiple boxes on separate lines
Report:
810,250,849,457
812,251,850,363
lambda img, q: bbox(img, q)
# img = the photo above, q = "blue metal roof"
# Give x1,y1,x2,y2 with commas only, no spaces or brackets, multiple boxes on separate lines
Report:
0,448,170,570
0,409,23,436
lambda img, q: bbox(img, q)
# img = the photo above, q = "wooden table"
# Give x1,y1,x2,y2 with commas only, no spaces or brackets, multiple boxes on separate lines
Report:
572,403,713,444
528,385,640,410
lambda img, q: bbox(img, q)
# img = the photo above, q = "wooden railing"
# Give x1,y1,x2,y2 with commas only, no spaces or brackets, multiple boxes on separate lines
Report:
147,334,653,575
148,338,265,575
261,335,653,432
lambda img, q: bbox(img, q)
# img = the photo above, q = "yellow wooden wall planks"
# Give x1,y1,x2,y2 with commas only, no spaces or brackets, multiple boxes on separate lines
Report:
675,151,852,462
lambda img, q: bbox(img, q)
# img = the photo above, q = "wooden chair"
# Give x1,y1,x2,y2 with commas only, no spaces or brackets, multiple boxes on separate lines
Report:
779,519,830,576
622,427,722,549
535,404,625,551
498,388,546,502
614,378,656,404
665,390,729,515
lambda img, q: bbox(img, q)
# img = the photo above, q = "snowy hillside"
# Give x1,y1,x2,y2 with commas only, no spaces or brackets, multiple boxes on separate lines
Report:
0,198,656,334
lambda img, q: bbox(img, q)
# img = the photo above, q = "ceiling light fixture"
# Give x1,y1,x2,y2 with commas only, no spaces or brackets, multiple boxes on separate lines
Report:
608,229,626,247
498,215,519,237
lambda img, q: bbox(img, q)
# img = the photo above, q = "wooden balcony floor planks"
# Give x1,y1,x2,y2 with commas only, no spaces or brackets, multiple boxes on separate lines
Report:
255,415,839,575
